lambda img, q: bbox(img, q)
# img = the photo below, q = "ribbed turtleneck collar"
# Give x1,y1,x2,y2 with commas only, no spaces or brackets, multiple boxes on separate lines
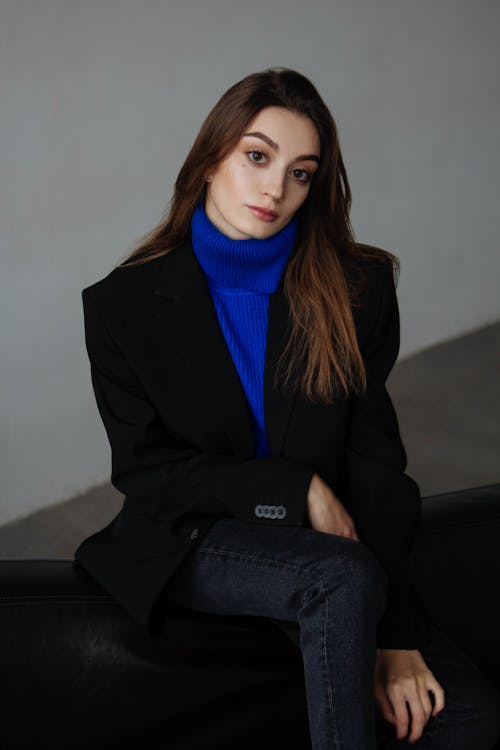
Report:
190,202,298,294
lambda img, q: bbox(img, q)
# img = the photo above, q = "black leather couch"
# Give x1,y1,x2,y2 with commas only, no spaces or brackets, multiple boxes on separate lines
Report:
1,484,499,750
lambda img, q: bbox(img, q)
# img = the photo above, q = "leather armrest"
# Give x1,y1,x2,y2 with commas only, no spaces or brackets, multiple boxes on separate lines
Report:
0,562,309,750
1,483,499,749
412,483,500,686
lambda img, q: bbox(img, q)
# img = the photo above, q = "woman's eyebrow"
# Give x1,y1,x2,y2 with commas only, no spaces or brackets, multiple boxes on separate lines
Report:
242,131,320,164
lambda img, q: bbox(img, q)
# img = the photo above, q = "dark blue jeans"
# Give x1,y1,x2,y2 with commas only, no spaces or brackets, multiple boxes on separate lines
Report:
164,517,500,749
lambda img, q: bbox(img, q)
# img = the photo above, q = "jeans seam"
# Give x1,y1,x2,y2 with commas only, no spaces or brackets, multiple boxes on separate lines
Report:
201,546,345,749
199,545,320,585
322,576,342,750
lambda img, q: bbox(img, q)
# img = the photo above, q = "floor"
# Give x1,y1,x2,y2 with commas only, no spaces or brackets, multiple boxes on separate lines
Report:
0,320,498,560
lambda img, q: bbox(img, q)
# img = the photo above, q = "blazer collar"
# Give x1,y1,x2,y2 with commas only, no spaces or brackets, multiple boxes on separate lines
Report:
148,239,298,458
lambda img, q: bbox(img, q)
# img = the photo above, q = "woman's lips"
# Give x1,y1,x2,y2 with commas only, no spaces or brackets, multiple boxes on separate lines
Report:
247,205,279,222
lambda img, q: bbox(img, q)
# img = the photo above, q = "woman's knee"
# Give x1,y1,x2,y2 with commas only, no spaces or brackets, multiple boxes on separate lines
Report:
320,538,388,612
479,683,500,749
428,647,500,750
437,688,500,750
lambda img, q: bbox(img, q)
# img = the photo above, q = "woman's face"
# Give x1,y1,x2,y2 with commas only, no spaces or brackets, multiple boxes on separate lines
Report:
205,106,320,240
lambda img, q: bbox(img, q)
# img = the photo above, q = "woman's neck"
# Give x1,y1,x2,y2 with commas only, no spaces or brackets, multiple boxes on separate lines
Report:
190,202,298,294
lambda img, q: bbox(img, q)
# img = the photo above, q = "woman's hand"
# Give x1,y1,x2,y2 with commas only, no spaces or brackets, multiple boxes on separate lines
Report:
306,473,360,541
374,648,445,743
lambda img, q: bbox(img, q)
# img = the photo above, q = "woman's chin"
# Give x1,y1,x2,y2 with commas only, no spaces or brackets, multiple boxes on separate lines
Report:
245,221,283,240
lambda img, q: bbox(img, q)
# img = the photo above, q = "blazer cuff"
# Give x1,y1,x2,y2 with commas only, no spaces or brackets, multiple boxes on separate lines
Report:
217,458,315,527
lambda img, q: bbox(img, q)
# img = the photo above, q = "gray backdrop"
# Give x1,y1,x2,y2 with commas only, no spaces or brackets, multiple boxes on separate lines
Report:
1,0,499,523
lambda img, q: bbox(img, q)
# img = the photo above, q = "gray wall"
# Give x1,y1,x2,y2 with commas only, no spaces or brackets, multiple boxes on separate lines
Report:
1,0,499,524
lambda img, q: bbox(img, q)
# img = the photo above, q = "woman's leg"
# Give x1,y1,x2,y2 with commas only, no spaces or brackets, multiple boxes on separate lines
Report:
163,517,388,750
375,622,500,749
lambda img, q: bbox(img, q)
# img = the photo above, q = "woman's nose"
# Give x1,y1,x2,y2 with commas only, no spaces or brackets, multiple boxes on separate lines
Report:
262,170,285,202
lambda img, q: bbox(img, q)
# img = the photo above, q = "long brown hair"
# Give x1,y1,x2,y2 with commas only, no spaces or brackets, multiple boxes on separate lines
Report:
119,68,396,402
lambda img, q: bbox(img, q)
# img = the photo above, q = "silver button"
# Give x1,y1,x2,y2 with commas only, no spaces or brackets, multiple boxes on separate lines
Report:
190,528,199,541
254,504,286,520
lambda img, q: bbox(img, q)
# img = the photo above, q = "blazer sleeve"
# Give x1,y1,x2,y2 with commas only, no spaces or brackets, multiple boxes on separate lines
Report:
82,286,315,529
343,265,432,650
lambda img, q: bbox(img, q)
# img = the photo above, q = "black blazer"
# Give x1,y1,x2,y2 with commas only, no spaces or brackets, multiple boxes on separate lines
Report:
75,239,432,649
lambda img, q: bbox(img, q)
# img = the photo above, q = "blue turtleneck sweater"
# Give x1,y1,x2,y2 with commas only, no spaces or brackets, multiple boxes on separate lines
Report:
190,203,298,457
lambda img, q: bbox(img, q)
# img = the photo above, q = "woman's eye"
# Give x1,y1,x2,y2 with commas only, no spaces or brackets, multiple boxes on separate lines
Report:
247,150,268,164
291,168,311,184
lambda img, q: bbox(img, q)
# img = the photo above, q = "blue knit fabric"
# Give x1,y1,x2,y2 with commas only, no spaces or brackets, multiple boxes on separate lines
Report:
190,203,297,457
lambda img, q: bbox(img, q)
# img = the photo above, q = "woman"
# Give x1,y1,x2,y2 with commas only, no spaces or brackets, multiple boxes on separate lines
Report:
76,68,500,749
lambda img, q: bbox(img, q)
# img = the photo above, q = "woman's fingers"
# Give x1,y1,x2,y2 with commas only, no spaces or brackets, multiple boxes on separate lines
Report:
375,640,446,744
429,679,446,716
406,690,429,743
388,689,411,741
348,522,360,541
384,677,445,743
343,525,360,541
306,473,360,538
385,688,426,742
327,509,357,540
374,683,397,726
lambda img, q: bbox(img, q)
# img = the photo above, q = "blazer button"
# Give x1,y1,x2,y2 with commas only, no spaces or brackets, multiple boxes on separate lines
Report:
190,528,199,541
254,505,264,518
277,505,286,519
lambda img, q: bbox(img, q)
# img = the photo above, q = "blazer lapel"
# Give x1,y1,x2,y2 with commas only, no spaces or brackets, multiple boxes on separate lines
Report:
264,289,299,456
148,240,297,458
150,241,253,457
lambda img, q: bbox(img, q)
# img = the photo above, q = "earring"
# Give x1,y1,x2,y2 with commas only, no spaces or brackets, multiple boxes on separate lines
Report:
206,175,213,183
